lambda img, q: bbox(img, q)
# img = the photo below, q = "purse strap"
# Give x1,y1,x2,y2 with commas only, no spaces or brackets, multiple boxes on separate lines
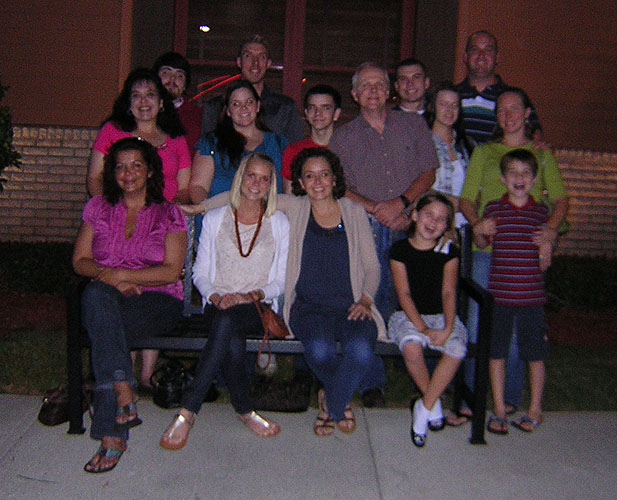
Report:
253,298,272,370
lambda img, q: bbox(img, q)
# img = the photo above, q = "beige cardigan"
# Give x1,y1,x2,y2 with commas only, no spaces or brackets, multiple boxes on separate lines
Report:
278,195,386,340
202,193,387,340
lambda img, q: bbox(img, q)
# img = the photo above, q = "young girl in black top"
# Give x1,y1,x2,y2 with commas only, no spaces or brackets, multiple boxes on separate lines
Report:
388,192,467,447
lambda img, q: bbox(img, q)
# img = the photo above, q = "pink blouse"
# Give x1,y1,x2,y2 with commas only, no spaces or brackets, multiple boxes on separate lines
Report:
83,195,187,300
92,122,191,202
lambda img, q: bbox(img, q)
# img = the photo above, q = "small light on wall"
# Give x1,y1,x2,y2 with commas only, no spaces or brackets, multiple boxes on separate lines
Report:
199,25,211,33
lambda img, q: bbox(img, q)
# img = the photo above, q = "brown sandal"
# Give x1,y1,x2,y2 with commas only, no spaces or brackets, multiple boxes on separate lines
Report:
336,407,356,434
313,413,335,436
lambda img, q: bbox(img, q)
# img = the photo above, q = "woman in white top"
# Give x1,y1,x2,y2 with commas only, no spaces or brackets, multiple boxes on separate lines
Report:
425,83,472,228
160,153,289,450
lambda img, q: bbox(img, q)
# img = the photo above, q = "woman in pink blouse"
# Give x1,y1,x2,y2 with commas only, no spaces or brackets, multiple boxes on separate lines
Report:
87,68,191,204
87,68,191,389
74,138,187,473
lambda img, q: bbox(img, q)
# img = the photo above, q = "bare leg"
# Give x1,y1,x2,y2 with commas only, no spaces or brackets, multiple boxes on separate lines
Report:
401,342,430,394
140,349,159,386
113,381,134,408
527,360,545,421
489,359,507,419
422,354,461,411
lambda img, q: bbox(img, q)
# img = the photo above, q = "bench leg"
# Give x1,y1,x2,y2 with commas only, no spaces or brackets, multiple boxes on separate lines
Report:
66,286,85,434
468,299,493,445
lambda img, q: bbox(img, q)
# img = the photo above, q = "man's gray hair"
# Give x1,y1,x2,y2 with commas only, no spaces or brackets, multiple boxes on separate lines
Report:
351,62,390,90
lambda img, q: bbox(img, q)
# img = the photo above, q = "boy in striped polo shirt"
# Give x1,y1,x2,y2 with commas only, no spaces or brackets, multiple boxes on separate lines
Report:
473,149,550,434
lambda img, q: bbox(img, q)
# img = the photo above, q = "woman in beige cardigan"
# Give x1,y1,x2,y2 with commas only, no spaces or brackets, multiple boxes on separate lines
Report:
283,148,384,436
197,148,384,436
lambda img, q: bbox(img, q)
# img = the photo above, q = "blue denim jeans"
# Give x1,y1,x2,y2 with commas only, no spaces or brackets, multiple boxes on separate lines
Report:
464,251,525,409
182,303,260,415
290,303,377,421
81,281,182,440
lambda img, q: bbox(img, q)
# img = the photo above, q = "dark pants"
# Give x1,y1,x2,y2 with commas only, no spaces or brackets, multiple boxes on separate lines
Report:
82,281,182,440
182,303,261,415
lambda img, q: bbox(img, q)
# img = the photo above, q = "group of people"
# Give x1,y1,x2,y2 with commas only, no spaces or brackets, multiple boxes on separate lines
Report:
74,30,569,473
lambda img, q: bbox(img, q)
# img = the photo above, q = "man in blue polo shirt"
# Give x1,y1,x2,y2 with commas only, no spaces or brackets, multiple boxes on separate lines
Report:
454,30,541,148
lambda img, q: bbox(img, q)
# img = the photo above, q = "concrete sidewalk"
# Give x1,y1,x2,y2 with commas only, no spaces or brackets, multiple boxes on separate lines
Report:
1,394,616,500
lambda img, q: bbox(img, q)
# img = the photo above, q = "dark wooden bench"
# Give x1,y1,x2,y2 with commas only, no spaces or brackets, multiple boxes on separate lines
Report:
66,218,493,444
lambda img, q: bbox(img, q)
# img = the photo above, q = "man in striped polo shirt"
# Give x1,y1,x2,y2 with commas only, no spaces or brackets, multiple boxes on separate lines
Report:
473,148,549,434
454,31,542,149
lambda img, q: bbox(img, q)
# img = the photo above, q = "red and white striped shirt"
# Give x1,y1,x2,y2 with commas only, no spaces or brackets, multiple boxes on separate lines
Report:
484,195,549,306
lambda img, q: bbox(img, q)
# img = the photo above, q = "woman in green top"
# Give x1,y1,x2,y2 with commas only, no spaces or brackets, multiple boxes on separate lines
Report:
450,88,569,427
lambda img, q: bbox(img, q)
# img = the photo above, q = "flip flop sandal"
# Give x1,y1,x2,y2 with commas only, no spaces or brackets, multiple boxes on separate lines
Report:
511,414,542,433
83,445,124,473
114,402,142,431
239,411,281,438
313,414,335,436
160,413,194,450
336,407,356,434
487,414,508,435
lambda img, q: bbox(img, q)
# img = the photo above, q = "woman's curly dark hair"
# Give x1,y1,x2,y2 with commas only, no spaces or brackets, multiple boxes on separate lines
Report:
290,148,347,199
102,137,165,205
107,68,185,137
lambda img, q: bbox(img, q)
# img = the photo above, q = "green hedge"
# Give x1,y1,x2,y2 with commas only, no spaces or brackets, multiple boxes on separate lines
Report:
0,242,616,308
546,255,617,308
0,241,76,295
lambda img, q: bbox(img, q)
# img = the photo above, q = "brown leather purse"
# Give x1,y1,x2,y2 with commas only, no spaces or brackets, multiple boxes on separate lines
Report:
37,384,92,426
253,299,290,369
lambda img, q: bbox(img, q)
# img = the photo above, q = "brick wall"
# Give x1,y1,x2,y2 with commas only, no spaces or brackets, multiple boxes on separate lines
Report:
1,126,617,257
1,126,94,242
553,149,617,257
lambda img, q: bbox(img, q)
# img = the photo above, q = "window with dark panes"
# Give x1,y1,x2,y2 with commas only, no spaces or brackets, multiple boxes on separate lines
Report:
178,0,408,122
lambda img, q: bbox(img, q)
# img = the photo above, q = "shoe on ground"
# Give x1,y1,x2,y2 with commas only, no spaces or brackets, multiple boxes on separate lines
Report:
361,388,385,408
427,398,445,431
410,398,429,447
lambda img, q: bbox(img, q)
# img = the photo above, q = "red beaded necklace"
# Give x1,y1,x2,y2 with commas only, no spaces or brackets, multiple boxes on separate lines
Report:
233,204,265,258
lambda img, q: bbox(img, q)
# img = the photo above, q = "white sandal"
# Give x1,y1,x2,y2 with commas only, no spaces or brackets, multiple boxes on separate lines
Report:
239,411,280,437
160,411,195,450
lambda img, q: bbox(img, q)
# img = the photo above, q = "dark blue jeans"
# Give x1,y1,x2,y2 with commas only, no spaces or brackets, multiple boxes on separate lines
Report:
182,303,260,415
82,281,182,440
290,302,377,421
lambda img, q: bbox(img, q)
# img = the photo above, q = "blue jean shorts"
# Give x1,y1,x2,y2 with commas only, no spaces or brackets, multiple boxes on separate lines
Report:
387,311,468,359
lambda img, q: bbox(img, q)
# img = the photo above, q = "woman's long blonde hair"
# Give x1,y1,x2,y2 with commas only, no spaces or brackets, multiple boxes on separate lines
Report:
229,153,278,217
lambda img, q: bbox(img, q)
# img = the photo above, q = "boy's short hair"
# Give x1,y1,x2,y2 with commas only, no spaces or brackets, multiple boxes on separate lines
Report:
238,35,270,59
394,57,426,77
303,84,342,110
499,148,538,176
